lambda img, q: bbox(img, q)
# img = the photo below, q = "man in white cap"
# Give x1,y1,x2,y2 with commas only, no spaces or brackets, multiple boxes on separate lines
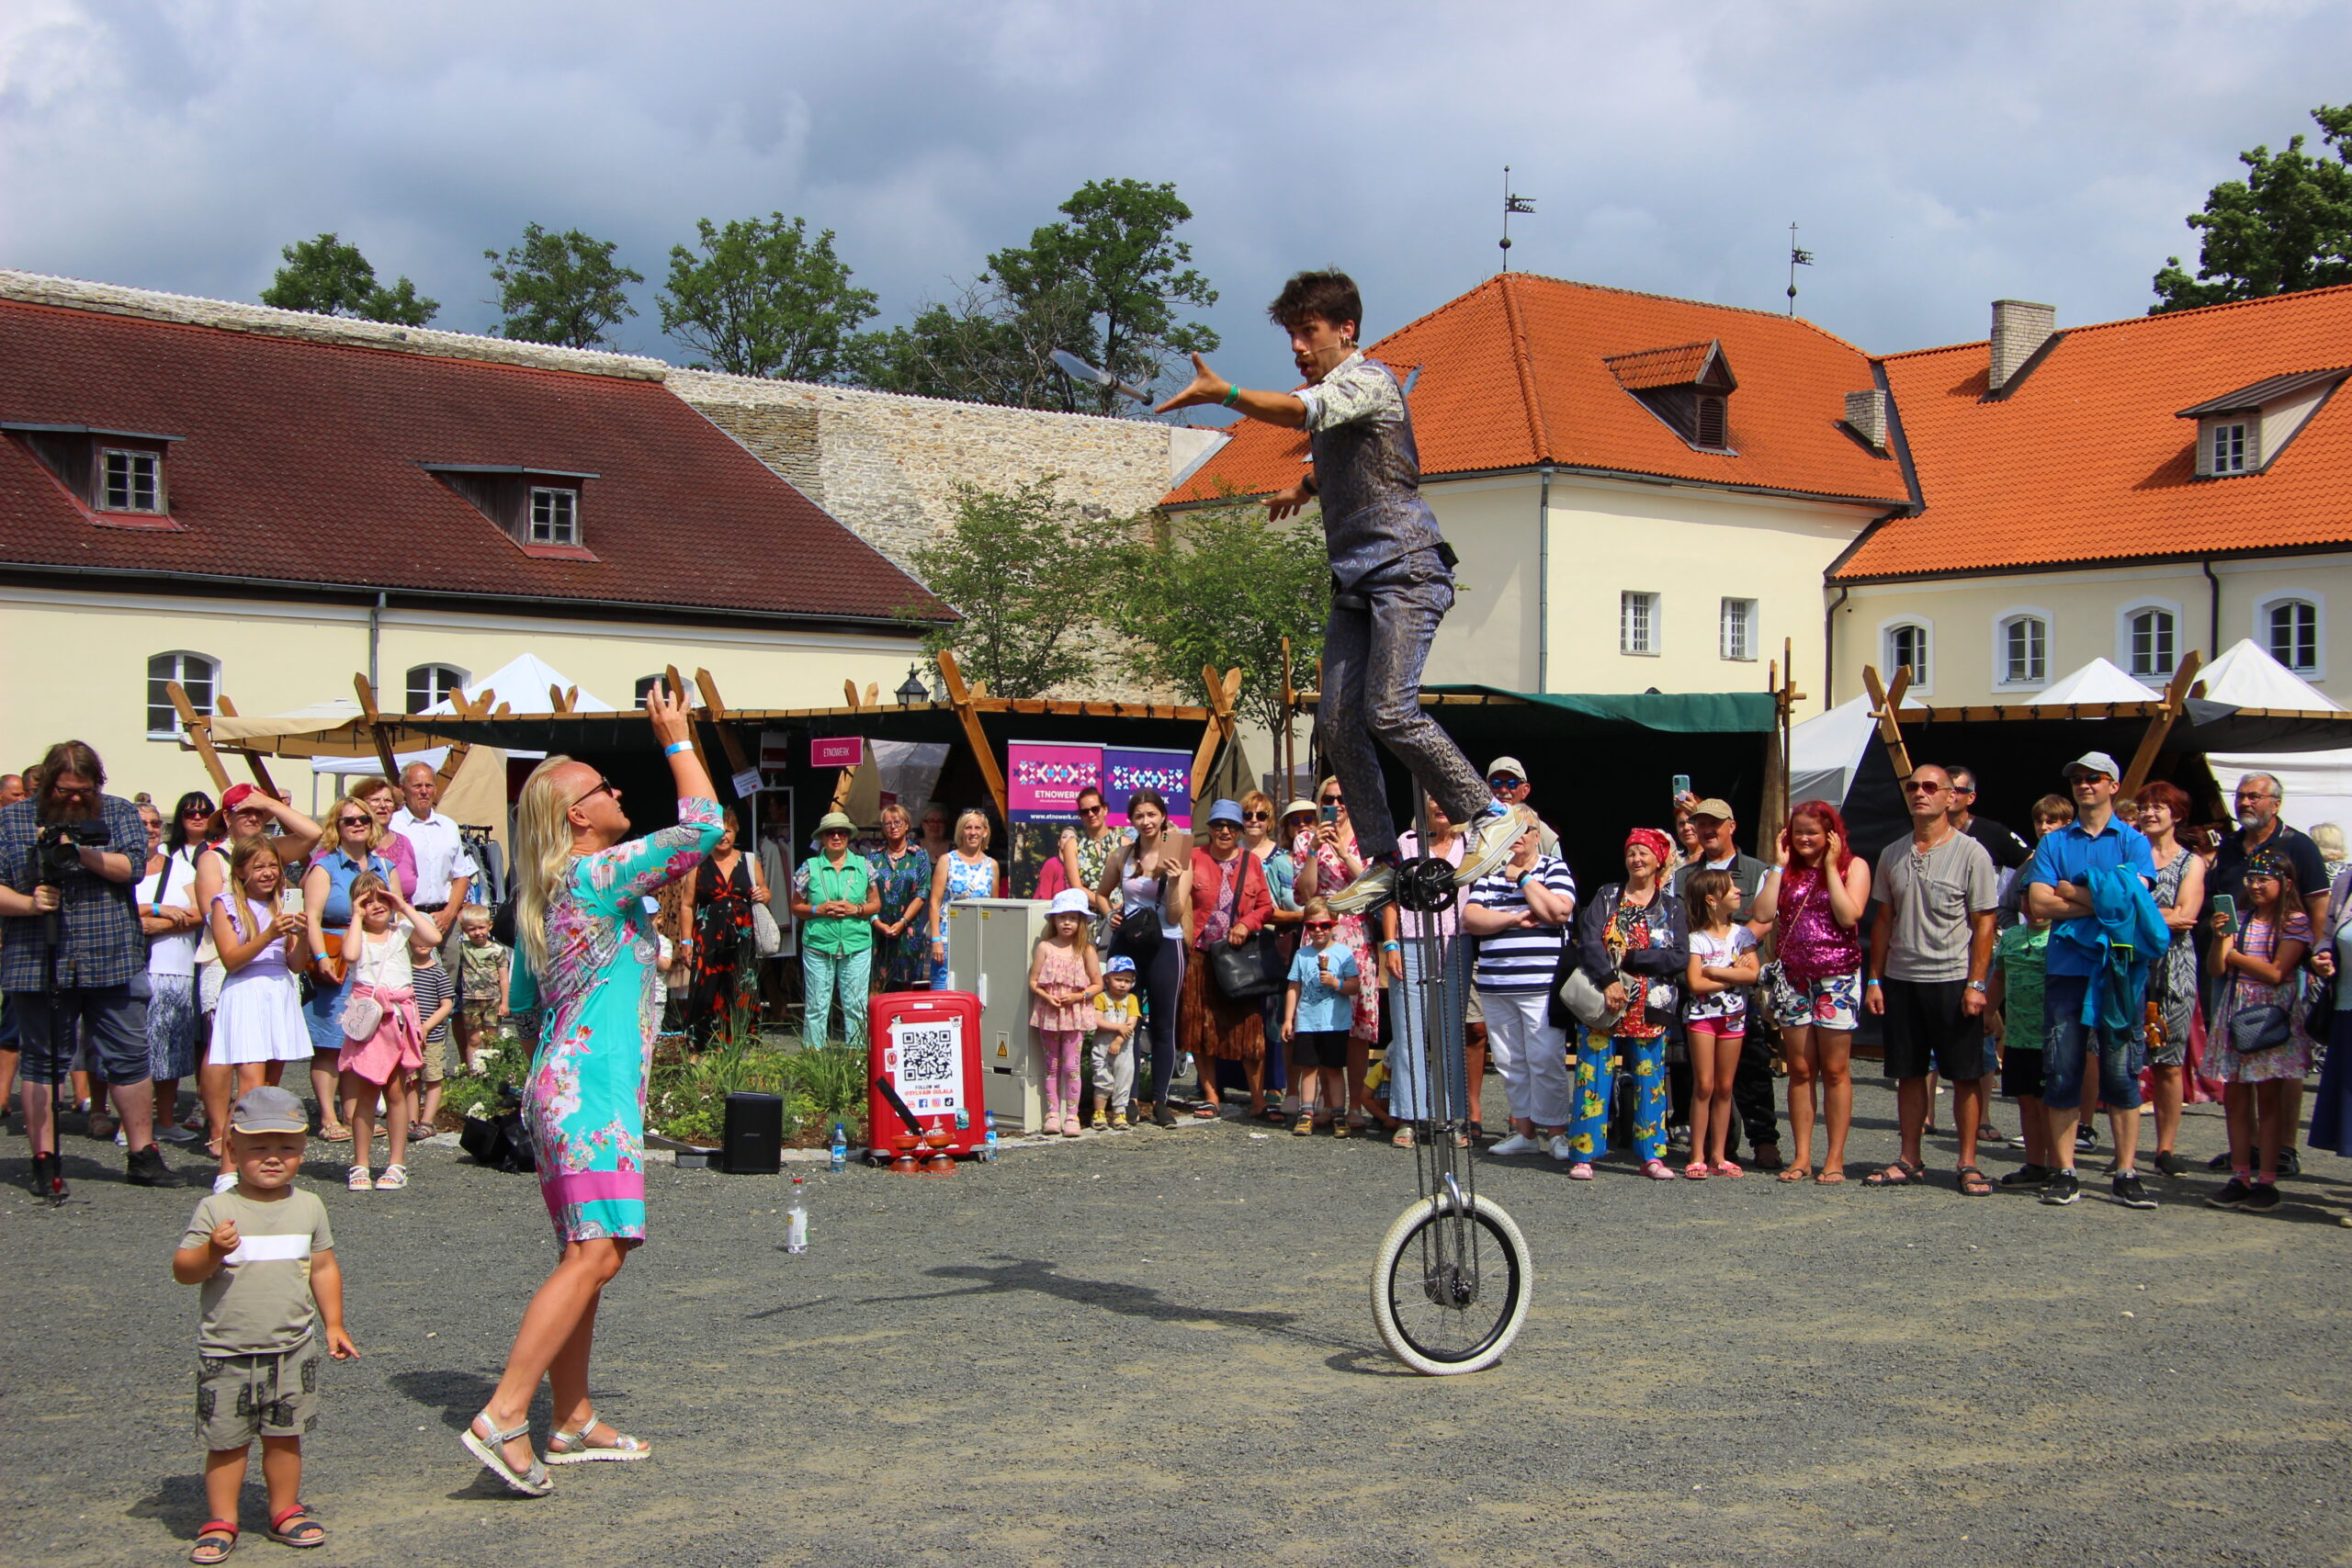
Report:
2023,751,2158,1209
1485,758,1559,857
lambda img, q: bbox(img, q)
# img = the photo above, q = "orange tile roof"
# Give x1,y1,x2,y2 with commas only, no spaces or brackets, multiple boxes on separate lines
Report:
1163,273,1907,508
1603,341,1721,390
1837,284,2352,580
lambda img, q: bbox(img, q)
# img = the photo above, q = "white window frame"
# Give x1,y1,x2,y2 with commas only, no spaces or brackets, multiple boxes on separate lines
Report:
1719,597,1758,661
2117,599,2183,682
1621,591,1661,657
98,446,164,513
2257,593,2324,678
2211,420,2250,475
404,663,470,715
1880,617,1932,695
1993,610,2051,689
528,485,579,546
147,650,219,739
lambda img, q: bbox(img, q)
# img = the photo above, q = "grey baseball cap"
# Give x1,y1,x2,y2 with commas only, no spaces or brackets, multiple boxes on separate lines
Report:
229,1085,309,1134
2064,751,2121,780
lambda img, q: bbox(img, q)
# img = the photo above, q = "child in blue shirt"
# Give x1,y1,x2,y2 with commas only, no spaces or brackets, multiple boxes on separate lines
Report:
1282,897,1362,1134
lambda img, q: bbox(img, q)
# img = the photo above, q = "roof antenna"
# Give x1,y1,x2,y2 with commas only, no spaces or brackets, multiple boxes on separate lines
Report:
1500,167,1534,273
1787,221,1815,315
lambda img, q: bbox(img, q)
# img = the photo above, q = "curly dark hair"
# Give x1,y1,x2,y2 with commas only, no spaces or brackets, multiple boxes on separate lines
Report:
1267,270,1362,334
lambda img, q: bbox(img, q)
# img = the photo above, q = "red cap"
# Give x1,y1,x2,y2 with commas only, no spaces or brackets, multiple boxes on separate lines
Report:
220,784,261,811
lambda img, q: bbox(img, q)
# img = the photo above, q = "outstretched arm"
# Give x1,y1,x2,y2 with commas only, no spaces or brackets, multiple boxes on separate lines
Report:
1158,355,1306,427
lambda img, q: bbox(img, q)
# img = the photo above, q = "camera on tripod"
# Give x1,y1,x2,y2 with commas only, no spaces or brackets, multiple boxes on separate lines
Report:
36,819,109,880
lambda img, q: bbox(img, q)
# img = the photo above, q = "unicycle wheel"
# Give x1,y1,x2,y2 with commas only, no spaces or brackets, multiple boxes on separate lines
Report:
1370,1190,1532,1375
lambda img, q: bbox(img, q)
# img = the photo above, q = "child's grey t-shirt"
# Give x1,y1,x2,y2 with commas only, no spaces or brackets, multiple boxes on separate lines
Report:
178,1188,334,1356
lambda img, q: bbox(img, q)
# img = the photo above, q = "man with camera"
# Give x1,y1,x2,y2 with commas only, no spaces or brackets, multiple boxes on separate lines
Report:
0,740,187,1195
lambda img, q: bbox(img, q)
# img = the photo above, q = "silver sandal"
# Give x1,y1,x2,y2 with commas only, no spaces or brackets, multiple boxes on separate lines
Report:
546,1408,652,1464
461,1410,552,1495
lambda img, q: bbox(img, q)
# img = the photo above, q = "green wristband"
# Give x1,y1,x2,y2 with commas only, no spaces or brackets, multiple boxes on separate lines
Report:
1221,383,1242,408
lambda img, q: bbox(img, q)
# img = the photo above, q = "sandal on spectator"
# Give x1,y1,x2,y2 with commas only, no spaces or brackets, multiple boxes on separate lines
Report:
189,1520,237,1562
1682,1160,1711,1180
547,1409,652,1464
463,1410,552,1496
346,1166,372,1191
1777,1165,1812,1183
1955,1165,1994,1197
266,1504,325,1549
1863,1158,1924,1188
1713,1160,1744,1179
1391,1126,1415,1148
375,1164,408,1190
1641,1158,1679,1180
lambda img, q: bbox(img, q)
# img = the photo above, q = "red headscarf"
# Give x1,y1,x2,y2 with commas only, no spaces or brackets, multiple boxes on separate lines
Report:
1625,827,1674,866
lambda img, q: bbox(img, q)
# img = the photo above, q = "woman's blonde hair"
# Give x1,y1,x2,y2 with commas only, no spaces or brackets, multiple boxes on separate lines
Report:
955,807,991,848
512,755,582,977
327,792,386,852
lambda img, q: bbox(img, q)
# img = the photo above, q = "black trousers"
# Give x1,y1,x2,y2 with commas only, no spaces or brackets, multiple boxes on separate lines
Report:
1723,1031,1780,1154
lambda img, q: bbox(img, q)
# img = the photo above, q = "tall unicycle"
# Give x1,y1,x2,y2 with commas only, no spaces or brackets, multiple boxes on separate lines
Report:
1369,840,1532,1375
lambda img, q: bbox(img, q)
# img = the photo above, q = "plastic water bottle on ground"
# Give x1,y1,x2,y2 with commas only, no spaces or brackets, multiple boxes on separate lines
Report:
830,1122,847,1173
983,1111,998,1162
785,1178,808,1254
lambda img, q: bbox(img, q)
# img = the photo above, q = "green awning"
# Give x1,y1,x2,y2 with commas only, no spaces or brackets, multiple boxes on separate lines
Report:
1421,686,1779,734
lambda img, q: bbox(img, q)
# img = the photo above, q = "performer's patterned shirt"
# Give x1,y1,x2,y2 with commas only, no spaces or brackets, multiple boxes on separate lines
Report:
1293,351,1449,589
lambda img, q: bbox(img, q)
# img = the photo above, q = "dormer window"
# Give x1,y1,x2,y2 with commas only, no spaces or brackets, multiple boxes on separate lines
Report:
2179,367,2347,478
529,486,577,546
1604,341,1738,453
423,463,599,560
2,422,185,528
101,448,163,512
2210,422,2249,474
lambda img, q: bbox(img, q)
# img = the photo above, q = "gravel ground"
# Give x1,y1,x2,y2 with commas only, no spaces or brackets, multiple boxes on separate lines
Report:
4,1078,2349,1568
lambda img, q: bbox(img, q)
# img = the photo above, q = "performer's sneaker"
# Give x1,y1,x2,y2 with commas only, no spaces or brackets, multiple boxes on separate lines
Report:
1326,855,1397,915
1454,803,1526,886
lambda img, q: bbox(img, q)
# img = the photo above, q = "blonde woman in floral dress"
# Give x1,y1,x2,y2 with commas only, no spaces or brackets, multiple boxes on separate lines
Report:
461,683,722,1497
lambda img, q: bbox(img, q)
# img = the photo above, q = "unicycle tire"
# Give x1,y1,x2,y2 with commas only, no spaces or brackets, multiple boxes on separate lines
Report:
1370,1190,1532,1375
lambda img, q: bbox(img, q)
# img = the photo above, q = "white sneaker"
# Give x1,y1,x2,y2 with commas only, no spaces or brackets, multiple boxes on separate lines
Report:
1455,804,1526,886
113,1128,128,1147
1325,859,1397,915
1487,1132,1539,1156
1547,1134,1576,1161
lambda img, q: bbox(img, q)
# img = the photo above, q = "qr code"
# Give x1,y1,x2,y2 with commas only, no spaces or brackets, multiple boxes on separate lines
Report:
895,1026,956,1085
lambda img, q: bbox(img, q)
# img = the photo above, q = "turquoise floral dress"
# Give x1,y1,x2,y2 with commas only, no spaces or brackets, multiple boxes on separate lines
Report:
867,845,933,988
511,796,724,1245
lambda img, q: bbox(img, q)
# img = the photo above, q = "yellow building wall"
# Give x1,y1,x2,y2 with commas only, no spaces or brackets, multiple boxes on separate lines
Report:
0,587,922,811
1831,557,2352,706
1421,473,1871,714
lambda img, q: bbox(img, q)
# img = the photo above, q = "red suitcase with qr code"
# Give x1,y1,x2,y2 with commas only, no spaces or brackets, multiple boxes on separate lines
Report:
867,990,986,1158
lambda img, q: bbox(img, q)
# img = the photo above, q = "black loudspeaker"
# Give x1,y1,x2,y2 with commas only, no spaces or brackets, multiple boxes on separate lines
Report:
721,1092,785,1175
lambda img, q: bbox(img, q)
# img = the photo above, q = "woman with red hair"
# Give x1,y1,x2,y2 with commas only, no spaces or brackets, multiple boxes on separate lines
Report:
1752,800,1871,1182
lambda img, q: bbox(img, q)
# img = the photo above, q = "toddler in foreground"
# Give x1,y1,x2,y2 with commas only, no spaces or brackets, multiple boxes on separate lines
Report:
172,1087,357,1562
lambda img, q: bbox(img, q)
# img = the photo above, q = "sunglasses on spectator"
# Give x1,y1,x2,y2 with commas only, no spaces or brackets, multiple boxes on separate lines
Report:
1304,919,1337,931
1902,782,1947,795
336,815,369,828
571,776,618,809
1080,803,1106,814
1242,810,1271,821
183,807,213,818
1319,795,1342,806
1487,775,1524,789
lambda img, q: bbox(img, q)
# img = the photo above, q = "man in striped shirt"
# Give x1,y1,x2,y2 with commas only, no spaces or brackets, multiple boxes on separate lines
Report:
1462,813,1579,1159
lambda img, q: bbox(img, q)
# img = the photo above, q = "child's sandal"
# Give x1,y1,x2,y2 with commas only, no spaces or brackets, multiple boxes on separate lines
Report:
266,1504,325,1549
375,1164,408,1190
189,1520,238,1562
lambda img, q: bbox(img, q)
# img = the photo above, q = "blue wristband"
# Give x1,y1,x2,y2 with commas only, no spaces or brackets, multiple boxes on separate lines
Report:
663,739,692,757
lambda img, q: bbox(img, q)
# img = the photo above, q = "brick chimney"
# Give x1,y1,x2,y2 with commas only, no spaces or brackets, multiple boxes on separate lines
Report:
1989,299,2056,393
1844,389,1889,451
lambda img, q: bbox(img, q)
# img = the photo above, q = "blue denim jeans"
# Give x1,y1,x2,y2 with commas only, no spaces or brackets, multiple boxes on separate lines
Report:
1317,549,1492,857
2041,972,2144,1112
802,945,872,1051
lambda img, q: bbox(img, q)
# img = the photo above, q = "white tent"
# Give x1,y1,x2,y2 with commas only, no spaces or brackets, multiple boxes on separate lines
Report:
1788,694,1878,809
2033,657,2160,705
2201,639,2352,831
311,654,614,779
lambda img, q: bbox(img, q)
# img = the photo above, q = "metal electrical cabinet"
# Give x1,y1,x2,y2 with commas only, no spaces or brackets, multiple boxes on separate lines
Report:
943,897,1048,1134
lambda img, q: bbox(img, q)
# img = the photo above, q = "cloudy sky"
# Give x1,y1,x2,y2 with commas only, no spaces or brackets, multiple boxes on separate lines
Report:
4,0,2346,402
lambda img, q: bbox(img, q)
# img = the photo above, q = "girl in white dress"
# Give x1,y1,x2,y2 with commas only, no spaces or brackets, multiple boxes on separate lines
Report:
207,840,315,1182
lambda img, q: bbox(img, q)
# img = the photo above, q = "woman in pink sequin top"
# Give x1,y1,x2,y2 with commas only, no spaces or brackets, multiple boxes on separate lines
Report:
1751,799,1871,1183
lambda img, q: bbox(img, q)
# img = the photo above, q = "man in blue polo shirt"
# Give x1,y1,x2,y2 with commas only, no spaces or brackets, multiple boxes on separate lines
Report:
2023,750,2157,1210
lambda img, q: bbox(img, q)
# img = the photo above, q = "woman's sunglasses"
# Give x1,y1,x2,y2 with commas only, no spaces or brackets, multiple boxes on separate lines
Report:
335,815,369,828
1318,795,1342,807
1242,810,1272,821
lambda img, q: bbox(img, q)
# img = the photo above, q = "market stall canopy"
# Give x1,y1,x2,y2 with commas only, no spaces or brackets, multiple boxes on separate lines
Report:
2200,640,2352,829
2197,639,2344,712
2033,658,2160,705
1789,694,1876,809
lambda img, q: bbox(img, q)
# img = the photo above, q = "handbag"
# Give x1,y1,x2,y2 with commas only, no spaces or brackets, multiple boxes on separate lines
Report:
1758,958,1808,1028
1111,904,1165,964
2227,1000,2292,1054
1209,926,1284,1001
752,901,783,958
338,933,389,1040
460,1110,537,1173
1558,964,1628,1032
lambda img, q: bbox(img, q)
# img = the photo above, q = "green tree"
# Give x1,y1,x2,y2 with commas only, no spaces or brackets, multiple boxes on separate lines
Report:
484,223,644,347
658,213,878,379
899,479,1101,699
846,177,1217,413
2152,103,2352,313
990,177,1219,415
1102,501,1328,735
259,232,438,325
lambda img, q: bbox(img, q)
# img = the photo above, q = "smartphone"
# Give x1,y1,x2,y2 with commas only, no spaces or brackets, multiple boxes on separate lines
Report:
2211,894,2239,933
1671,773,1691,800
1319,803,1340,825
